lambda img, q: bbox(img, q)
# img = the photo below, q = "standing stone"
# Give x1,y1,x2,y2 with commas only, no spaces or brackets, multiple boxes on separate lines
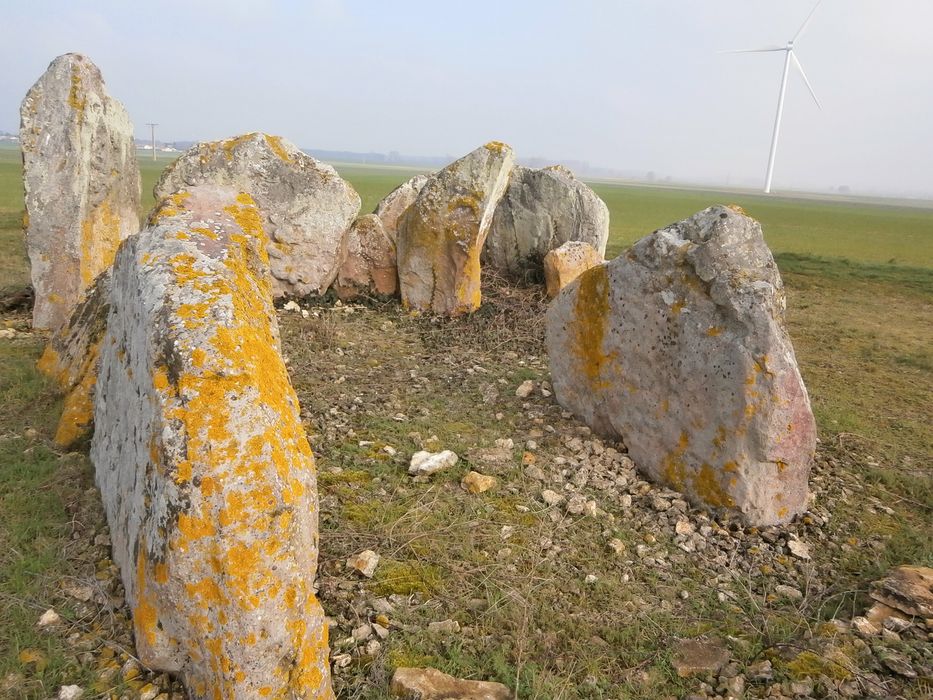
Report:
91,186,334,699
484,165,608,275
154,132,360,298
397,143,514,316
374,174,428,244
36,270,111,447
545,206,815,525
333,214,397,300
543,240,604,298
20,53,140,331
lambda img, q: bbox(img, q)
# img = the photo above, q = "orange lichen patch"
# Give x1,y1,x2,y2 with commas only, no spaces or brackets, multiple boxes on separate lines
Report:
134,550,159,650
36,345,63,384
671,299,686,315
706,326,723,337
221,133,256,160
264,135,293,163
186,577,224,608
662,430,690,491
693,463,735,508
68,66,86,119
726,203,747,215
484,141,508,154
572,264,615,390
53,369,96,447
453,249,483,312
80,199,121,286
152,367,170,392
177,512,217,542
189,226,218,241
149,191,191,224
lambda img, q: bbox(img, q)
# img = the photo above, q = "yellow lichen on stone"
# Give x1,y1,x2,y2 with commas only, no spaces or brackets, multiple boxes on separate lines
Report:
79,199,121,287
52,341,100,447
572,264,614,390
264,135,293,163
221,133,257,161
68,66,86,120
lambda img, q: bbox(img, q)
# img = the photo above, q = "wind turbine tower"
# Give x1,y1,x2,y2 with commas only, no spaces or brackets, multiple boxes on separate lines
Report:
725,1,823,193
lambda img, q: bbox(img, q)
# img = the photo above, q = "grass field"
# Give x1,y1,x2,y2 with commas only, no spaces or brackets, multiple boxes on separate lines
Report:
1,146,931,697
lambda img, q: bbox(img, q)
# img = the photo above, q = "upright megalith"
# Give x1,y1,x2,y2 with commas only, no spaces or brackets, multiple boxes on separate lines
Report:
484,165,609,275
397,143,514,316
20,53,140,331
155,132,360,298
545,206,816,525
91,186,334,699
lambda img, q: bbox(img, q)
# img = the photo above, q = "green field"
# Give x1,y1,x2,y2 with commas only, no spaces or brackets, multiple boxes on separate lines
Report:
1,146,931,697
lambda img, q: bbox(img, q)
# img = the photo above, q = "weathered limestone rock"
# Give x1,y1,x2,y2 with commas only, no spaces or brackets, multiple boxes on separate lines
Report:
91,186,334,699
408,450,459,476
374,174,428,243
671,638,730,678
870,566,933,618
36,270,110,446
484,165,608,275
21,53,140,331
543,241,604,298
390,668,511,700
397,143,514,315
545,206,816,525
333,214,397,299
155,132,360,298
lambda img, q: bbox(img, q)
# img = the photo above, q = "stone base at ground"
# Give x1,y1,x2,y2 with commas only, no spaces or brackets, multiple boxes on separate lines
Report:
91,186,334,699
545,206,816,525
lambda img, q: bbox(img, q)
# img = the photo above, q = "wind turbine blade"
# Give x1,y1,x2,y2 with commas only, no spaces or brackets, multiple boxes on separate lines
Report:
718,46,786,54
793,0,823,42
791,52,822,109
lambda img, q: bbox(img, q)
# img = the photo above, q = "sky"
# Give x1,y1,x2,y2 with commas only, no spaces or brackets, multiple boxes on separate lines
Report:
2,0,932,198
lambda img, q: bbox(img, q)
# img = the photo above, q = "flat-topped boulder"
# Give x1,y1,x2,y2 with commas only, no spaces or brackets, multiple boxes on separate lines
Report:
154,132,360,298
397,143,514,315
91,186,334,698
20,53,140,331
484,165,608,276
543,240,604,298
333,214,398,299
545,206,816,525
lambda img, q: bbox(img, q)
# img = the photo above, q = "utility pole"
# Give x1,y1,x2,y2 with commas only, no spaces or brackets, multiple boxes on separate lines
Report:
146,123,158,161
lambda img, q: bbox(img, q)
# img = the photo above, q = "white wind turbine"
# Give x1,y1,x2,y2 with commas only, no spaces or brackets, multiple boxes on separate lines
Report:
724,1,823,193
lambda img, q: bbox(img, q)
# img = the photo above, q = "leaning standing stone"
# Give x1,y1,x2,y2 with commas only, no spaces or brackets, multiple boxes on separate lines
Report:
374,173,428,244
397,143,514,315
154,132,360,298
484,165,608,276
20,53,140,331
545,206,816,525
91,186,334,699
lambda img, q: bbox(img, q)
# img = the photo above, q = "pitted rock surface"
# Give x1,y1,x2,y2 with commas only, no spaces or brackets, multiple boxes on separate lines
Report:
20,53,140,331
397,143,514,315
374,174,428,244
154,132,360,298
545,206,816,525
484,164,608,275
543,240,604,298
333,214,398,299
90,186,334,699
36,270,111,447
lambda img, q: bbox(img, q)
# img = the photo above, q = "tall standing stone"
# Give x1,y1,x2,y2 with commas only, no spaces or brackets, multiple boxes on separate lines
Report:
155,133,360,298
333,214,398,299
91,186,334,698
20,53,140,331
397,143,514,315
484,165,609,275
545,206,816,525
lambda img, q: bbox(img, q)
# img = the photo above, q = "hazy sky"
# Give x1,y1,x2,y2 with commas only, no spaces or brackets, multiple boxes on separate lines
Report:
2,0,932,197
